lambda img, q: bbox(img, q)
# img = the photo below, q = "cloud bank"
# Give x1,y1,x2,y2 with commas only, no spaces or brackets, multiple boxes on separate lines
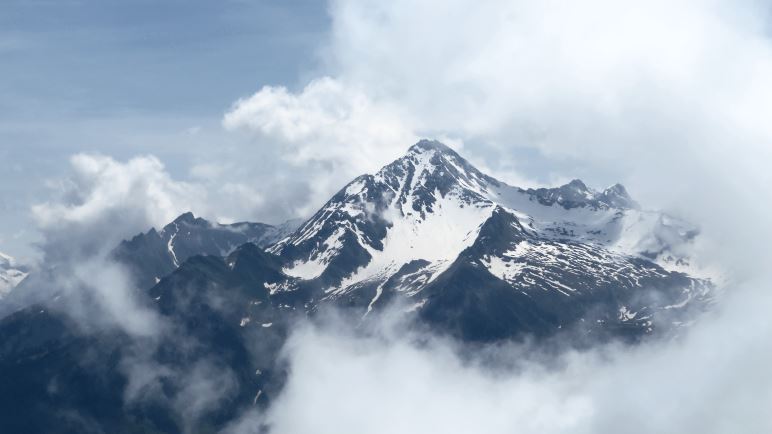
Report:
217,1,772,433
251,276,772,434
219,0,772,227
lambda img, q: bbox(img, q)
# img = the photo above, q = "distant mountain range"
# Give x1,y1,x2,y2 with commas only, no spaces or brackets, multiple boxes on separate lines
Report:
0,140,713,433
112,212,299,290
0,252,27,299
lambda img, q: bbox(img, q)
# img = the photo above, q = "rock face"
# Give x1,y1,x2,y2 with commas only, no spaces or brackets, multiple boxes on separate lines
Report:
0,140,713,434
268,139,710,339
112,212,298,289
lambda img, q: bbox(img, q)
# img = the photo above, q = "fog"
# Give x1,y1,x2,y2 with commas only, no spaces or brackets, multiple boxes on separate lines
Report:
10,152,244,432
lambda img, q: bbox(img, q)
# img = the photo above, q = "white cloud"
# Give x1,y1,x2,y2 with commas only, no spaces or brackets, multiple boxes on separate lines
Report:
245,0,772,265
173,360,238,431
216,2,772,433
32,153,205,252
21,153,202,337
224,77,416,170
326,0,772,146
251,275,772,434
17,153,244,426
223,77,418,216
220,0,772,225
69,258,160,337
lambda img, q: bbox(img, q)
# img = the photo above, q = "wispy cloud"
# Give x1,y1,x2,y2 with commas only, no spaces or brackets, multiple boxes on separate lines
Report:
223,77,417,217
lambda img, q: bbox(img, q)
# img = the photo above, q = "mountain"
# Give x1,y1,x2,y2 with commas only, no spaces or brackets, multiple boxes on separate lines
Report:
269,139,710,340
0,241,299,434
112,212,299,289
0,251,27,299
0,140,713,433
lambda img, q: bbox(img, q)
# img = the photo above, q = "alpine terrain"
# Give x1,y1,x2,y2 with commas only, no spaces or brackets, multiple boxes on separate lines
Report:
112,212,300,290
266,139,711,340
0,140,713,433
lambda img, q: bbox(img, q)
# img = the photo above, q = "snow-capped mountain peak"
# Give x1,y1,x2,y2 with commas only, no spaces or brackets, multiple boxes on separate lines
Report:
269,139,502,284
0,251,28,299
601,183,639,209
270,139,705,313
0,251,14,267
520,178,639,211
372,140,495,217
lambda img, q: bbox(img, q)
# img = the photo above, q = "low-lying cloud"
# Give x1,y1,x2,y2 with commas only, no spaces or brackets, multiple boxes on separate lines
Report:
13,152,248,432
241,270,771,434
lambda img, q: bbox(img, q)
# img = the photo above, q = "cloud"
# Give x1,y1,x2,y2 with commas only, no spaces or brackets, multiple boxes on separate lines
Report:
9,152,214,336
325,0,772,145
249,0,772,265
67,258,161,337
216,1,772,433
237,273,772,434
223,77,416,170
31,153,207,260
173,360,239,432
217,0,772,227
223,77,418,216
15,151,244,431
8,153,196,338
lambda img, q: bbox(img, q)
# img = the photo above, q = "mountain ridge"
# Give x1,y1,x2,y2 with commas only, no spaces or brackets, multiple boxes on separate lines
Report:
0,139,715,434
256,140,711,338
112,213,300,290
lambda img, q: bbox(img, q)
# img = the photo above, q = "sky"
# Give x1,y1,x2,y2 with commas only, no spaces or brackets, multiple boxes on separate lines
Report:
0,0,329,260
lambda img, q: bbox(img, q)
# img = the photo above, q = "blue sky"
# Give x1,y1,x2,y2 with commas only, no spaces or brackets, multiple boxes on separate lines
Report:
0,0,327,116
0,0,329,259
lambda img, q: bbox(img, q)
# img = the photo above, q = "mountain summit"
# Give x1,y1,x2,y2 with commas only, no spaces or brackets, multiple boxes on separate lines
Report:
264,140,709,339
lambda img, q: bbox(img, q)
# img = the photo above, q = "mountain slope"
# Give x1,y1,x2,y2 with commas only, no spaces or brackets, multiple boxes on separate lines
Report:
0,244,297,434
417,207,708,341
113,212,298,289
269,140,500,287
266,140,709,340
